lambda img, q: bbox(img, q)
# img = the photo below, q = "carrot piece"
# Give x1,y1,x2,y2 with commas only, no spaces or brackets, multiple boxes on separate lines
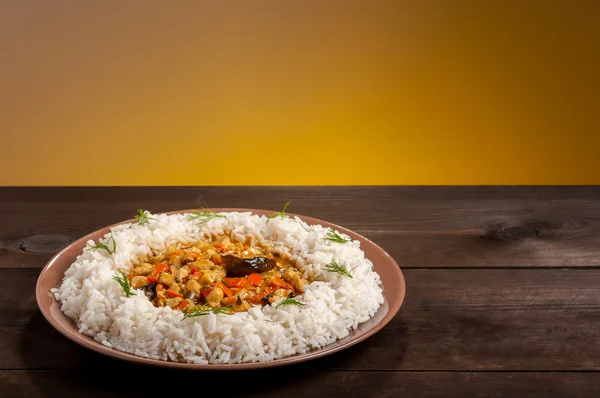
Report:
247,273,263,286
271,277,293,290
167,290,183,298
187,251,202,259
223,277,247,288
248,292,267,304
221,296,237,306
263,286,276,295
214,244,228,253
190,269,201,278
271,277,286,288
215,282,232,297
174,300,188,310
148,263,170,283
155,263,170,273
212,254,223,265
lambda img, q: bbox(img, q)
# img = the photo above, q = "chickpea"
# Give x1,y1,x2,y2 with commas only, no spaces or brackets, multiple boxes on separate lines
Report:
130,276,149,289
200,269,225,285
268,288,292,304
158,272,174,287
174,266,190,283
185,279,201,296
283,267,307,293
165,297,182,308
194,240,210,250
133,263,154,276
206,287,224,308
190,259,214,271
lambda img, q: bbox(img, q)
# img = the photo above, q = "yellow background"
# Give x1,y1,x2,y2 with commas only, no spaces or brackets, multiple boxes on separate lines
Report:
1,1,599,185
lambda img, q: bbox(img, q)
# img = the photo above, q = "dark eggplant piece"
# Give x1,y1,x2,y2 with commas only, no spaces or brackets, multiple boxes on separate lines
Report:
141,282,157,301
262,294,272,306
222,255,276,277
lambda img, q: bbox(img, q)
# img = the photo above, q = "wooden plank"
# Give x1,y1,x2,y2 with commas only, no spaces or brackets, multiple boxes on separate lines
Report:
3,229,600,269
0,370,598,398
4,268,600,371
1,187,600,268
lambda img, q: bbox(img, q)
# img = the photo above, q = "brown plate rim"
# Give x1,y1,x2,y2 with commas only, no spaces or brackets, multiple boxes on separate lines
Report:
36,208,405,370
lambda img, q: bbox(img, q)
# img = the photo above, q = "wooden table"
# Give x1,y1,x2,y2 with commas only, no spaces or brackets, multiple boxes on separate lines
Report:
1,187,599,397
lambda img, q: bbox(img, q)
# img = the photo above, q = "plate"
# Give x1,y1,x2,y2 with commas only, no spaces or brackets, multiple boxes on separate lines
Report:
36,209,405,369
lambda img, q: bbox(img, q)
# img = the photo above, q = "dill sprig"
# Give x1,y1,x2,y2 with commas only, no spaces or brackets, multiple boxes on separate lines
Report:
324,229,351,244
323,260,355,278
294,219,311,232
183,305,233,319
187,208,228,224
112,270,135,298
134,209,155,226
267,201,292,221
86,233,117,254
275,298,306,309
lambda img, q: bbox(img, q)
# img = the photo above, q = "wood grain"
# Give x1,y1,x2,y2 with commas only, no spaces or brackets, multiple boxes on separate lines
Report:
1,187,600,268
3,187,600,396
4,268,600,371
0,371,598,398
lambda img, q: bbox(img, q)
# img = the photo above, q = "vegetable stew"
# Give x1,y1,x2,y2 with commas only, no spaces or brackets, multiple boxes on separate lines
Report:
127,236,309,313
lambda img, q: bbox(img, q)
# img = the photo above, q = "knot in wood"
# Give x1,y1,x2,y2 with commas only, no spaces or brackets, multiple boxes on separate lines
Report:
19,234,72,253
500,226,539,240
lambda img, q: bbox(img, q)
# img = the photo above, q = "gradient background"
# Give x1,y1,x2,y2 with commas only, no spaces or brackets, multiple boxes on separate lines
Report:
1,0,598,186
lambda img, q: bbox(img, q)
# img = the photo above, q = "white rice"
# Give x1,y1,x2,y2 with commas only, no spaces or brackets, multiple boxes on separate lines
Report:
52,212,384,364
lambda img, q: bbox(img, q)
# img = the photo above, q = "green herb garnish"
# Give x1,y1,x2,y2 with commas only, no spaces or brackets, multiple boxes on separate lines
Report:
183,305,233,319
323,260,355,278
275,298,306,309
267,201,291,221
112,270,135,298
187,208,227,224
294,220,311,232
134,209,155,226
324,229,351,244
86,233,117,254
